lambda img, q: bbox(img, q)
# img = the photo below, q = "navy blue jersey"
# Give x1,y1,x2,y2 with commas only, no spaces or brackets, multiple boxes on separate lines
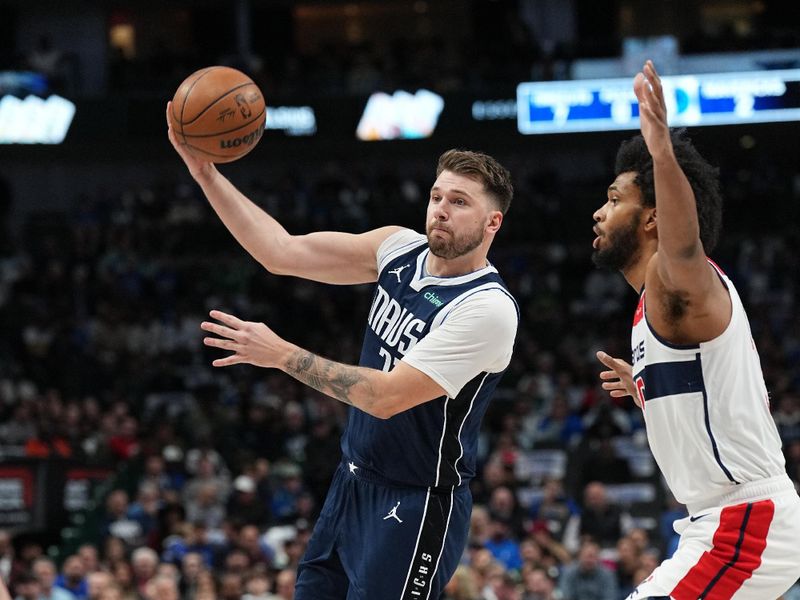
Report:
341,231,518,488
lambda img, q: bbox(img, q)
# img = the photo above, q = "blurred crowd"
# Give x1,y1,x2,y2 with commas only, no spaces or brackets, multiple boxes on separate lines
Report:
5,1,799,99
0,145,799,600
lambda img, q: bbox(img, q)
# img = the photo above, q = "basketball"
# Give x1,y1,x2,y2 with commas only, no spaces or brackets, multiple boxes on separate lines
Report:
169,66,266,163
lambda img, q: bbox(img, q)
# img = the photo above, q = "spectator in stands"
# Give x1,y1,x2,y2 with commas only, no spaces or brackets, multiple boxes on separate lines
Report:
0,531,13,585
563,481,632,554
249,458,275,515
97,587,123,600
527,523,571,567
519,537,546,570
54,556,87,599
76,546,99,577
130,548,158,597
219,572,244,600
626,527,652,556
528,477,578,540
473,459,516,505
521,565,557,600
108,417,140,461
86,571,113,600
185,443,229,480
524,394,583,449
160,447,188,493
468,504,491,548
442,564,482,600
221,549,251,575
484,515,523,571
468,546,496,595
177,552,204,598
144,574,179,600
99,538,126,571
581,399,631,441
242,571,280,600
184,482,226,530
268,465,304,525
659,493,686,559
615,536,641,598
106,564,135,600
227,475,269,527
487,486,526,535
579,438,632,487
236,524,273,570
183,453,230,503
100,491,143,548
8,542,43,592
193,569,217,600
638,547,660,578
774,393,800,444
558,540,618,600
32,558,74,600
274,569,295,600
282,535,307,571
12,572,41,600
140,455,173,495
126,483,163,541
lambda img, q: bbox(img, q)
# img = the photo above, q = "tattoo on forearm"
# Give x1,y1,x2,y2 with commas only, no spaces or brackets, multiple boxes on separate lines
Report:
285,350,375,407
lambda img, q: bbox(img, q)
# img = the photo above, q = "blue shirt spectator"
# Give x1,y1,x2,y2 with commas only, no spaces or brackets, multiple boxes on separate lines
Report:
558,541,618,600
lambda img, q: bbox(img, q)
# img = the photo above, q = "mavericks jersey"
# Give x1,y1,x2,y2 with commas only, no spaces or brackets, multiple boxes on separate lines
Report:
631,260,785,510
341,229,518,488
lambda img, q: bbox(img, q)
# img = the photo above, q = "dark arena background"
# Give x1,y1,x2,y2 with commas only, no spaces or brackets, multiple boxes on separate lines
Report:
0,1,799,599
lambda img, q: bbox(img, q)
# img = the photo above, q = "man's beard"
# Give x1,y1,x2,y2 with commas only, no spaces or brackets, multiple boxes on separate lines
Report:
592,211,642,271
427,224,485,259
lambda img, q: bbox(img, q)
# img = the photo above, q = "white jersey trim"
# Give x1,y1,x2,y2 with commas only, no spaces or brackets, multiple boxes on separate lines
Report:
399,487,432,600
376,229,428,275
402,289,517,398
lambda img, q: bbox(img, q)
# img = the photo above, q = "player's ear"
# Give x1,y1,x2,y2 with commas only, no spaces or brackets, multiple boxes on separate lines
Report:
644,207,657,233
487,210,503,233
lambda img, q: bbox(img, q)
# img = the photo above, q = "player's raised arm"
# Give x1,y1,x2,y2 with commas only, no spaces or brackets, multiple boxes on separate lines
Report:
635,61,730,341
167,102,400,285
635,62,713,291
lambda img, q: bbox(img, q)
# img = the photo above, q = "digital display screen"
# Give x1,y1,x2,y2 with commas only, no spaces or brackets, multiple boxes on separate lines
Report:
516,69,800,134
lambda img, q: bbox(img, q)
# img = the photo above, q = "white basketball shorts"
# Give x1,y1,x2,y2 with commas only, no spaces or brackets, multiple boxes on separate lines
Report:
627,476,800,600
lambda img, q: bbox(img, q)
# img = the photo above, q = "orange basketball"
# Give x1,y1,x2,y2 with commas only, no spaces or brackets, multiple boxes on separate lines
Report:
169,66,266,163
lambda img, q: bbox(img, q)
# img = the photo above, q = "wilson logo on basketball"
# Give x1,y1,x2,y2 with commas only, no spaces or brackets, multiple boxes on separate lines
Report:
220,122,265,149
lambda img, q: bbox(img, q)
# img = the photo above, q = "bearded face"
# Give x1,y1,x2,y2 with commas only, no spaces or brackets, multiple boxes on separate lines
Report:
592,208,643,271
426,219,485,259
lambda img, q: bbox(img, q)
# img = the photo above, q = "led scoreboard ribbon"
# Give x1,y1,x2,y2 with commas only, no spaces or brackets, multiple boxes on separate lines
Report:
516,69,800,134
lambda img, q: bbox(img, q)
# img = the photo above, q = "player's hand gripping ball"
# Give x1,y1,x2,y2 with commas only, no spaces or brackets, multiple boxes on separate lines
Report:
169,66,266,163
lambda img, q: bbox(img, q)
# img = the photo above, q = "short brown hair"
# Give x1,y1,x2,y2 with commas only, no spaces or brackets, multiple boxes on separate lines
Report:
436,149,513,214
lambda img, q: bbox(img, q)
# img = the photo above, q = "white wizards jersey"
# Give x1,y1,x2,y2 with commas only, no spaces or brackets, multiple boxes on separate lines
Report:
631,260,785,511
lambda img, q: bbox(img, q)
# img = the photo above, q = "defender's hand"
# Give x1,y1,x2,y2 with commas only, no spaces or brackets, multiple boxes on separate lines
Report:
633,60,672,161
596,351,640,407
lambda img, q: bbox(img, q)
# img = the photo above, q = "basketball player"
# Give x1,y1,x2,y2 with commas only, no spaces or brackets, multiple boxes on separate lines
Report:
593,61,800,599
166,106,518,600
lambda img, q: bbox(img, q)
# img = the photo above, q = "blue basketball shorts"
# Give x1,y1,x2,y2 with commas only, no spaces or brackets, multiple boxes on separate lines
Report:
294,458,472,600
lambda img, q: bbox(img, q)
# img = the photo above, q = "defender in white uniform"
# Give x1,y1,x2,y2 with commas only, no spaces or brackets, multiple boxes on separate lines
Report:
593,60,800,600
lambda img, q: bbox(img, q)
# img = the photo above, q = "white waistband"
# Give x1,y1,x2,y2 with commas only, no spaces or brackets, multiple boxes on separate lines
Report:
687,474,797,515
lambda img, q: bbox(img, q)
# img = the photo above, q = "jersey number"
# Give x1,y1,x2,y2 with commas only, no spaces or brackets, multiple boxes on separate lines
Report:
378,346,399,372
635,376,646,410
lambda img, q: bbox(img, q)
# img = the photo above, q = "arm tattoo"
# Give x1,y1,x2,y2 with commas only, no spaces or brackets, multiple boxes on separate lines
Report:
285,349,376,408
